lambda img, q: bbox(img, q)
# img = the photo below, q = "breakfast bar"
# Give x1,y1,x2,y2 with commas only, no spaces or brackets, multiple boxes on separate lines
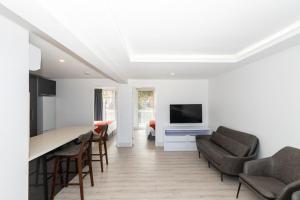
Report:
29,126,93,200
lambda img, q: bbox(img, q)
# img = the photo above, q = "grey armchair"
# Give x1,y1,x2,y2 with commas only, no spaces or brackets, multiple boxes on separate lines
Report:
237,146,300,200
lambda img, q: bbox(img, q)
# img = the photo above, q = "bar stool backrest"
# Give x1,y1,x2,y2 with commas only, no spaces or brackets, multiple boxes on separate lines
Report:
78,131,93,154
99,124,109,139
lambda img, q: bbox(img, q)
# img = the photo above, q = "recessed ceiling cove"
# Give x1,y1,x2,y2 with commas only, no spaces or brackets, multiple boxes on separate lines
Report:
36,0,300,79
109,0,300,62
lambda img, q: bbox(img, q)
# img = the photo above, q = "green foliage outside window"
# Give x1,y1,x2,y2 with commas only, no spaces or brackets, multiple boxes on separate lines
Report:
138,91,154,110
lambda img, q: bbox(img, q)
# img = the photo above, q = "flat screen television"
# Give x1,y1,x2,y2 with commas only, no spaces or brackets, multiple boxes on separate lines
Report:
170,104,202,123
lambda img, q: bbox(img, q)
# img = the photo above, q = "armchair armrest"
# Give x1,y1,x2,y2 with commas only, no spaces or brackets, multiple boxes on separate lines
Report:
292,191,300,200
278,180,300,200
243,157,272,176
221,154,256,175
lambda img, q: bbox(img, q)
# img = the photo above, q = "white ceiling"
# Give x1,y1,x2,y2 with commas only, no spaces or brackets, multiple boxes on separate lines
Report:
30,34,105,79
3,0,300,80
112,0,300,55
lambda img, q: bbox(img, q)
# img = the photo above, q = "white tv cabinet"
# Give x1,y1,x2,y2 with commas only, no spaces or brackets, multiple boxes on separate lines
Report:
164,125,210,151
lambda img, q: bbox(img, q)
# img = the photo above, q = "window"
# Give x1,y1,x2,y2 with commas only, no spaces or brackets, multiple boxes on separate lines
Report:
102,90,116,121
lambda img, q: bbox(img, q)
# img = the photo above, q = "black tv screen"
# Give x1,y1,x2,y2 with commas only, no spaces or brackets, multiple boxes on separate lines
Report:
170,104,202,123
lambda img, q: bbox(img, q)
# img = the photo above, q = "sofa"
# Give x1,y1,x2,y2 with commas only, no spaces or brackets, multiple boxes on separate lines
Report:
237,146,300,200
196,126,259,180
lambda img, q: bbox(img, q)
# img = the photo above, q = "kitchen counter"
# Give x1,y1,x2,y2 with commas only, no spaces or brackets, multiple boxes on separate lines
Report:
29,126,93,161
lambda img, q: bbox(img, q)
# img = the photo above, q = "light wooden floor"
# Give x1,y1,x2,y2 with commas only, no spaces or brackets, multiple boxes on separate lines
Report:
55,130,259,200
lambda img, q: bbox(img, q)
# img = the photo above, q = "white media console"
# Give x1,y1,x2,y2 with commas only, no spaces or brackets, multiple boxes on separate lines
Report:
164,125,210,151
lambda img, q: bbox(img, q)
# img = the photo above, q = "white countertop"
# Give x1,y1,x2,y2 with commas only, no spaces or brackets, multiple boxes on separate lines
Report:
29,126,93,161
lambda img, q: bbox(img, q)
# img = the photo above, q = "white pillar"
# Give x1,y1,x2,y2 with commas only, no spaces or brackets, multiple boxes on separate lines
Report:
0,15,29,199
117,84,133,147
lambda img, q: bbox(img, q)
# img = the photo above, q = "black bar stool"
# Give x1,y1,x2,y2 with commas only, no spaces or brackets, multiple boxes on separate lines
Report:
50,131,94,200
92,124,109,172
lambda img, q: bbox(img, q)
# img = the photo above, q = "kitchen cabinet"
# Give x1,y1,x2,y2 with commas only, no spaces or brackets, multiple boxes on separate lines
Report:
38,77,56,96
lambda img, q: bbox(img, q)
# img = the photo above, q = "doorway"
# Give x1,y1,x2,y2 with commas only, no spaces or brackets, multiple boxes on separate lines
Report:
137,90,154,128
94,88,118,140
133,88,156,145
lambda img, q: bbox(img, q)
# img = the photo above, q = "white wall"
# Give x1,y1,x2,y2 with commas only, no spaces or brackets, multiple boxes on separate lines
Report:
209,44,300,157
0,15,29,199
56,79,208,147
55,79,118,128
129,79,209,146
55,79,132,147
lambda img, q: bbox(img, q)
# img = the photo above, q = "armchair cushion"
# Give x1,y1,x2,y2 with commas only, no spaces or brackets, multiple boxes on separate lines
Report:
240,174,286,199
216,126,258,155
243,157,272,177
197,139,232,165
210,131,250,157
272,147,300,184
221,155,255,176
